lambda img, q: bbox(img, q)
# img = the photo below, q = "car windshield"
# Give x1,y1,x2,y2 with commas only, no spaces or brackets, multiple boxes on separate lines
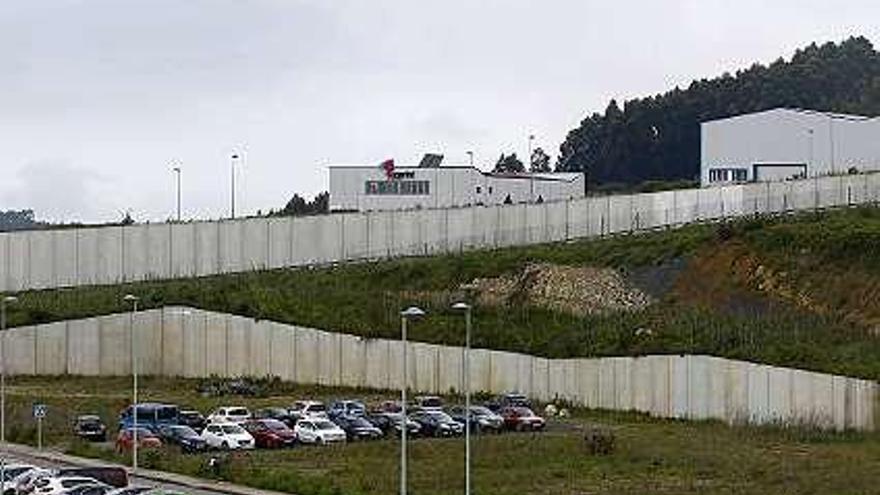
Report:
127,428,154,437
349,417,373,428
180,411,201,418
61,479,93,488
79,419,102,428
308,404,326,412
420,397,442,407
263,419,289,430
170,425,198,437
228,408,249,416
221,424,245,434
428,411,453,421
471,406,493,415
514,407,534,416
314,420,337,430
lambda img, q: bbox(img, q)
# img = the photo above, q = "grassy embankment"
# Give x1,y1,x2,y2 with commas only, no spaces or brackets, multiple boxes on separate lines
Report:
3,207,880,379
5,376,879,495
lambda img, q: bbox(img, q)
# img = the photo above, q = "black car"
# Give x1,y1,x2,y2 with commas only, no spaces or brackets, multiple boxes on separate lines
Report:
409,410,464,437
73,415,107,442
367,412,421,437
178,410,207,431
448,405,504,433
253,407,295,427
157,424,207,453
333,415,383,441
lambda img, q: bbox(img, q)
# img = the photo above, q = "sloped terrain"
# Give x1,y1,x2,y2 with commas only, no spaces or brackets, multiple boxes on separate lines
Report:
4,207,880,379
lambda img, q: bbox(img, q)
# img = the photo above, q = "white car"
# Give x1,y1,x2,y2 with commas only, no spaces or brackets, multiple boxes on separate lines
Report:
293,419,346,445
288,401,328,421
12,468,53,495
206,406,251,424
200,422,255,450
32,477,97,495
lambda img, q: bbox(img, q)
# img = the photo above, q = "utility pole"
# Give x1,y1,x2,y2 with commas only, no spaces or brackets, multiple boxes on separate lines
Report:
172,165,182,222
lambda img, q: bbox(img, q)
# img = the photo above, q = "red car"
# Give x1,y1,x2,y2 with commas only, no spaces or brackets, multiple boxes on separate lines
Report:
500,407,546,431
242,419,297,448
115,427,162,452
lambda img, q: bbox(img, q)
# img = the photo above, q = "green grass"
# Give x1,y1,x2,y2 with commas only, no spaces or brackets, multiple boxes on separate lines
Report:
3,208,880,379
7,375,880,495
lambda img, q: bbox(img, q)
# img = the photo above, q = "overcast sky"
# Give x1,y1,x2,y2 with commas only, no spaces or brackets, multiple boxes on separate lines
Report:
2,0,878,223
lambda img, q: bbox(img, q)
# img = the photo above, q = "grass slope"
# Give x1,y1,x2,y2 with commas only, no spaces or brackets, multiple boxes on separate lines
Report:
3,208,880,379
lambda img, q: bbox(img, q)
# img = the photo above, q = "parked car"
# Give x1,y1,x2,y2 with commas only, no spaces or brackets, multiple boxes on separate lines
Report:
115,428,162,453
10,468,53,495
206,406,251,424
448,405,504,433
327,400,367,419
55,469,127,489
253,407,295,426
32,477,99,495
366,412,421,437
242,419,297,448
200,422,255,450
293,419,346,445
288,401,328,421
61,483,112,495
72,416,107,442
413,396,444,411
500,406,545,431
332,415,382,441
117,403,179,433
104,487,152,495
177,410,207,431
157,424,208,453
0,465,36,484
409,410,463,437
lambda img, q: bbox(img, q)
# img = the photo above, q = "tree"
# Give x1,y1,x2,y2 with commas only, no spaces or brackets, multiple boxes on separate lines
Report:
275,191,330,216
556,36,880,186
493,153,525,174
530,147,551,173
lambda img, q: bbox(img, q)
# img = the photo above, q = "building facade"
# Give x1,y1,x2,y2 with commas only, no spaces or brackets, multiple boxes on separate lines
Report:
701,108,880,187
329,165,585,212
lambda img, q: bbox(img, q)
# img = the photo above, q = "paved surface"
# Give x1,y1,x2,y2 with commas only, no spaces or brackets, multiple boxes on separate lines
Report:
1,444,290,495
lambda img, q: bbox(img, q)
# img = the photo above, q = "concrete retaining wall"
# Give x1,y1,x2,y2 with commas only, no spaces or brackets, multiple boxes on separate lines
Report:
1,306,875,431
2,174,880,293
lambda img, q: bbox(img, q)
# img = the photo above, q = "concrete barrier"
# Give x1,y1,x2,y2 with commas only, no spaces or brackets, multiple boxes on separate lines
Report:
2,306,876,431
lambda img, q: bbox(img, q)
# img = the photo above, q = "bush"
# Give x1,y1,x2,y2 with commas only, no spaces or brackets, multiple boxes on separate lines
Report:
583,425,615,455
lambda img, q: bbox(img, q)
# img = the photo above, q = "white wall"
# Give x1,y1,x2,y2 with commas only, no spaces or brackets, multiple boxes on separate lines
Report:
1,306,876,431
1,173,880,293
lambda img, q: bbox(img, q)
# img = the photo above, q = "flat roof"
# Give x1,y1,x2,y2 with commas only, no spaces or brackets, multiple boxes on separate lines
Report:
702,107,879,125
329,165,581,181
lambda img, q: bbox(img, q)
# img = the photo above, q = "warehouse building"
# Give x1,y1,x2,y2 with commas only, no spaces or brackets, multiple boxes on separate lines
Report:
701,108,880,187
329,155,585,212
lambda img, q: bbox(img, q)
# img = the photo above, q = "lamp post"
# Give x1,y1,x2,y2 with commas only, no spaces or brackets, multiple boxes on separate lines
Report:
466,151,474,168
399,306,425,495
123,294,139,473
172,165,182,222
230,153,240,219
451,300,473,495
1,295,18,495
528,134,535,201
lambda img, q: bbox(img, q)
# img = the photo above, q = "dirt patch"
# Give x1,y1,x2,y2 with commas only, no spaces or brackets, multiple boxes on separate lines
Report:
471,263,652,316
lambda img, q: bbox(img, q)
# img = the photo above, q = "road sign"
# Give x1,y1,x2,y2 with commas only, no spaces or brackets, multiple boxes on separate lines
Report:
32,403,47,419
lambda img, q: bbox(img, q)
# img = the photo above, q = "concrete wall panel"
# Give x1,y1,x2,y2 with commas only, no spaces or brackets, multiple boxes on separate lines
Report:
437,345,464,395
248,320,272,377
365,338,392,390
195,222,220,277
170,223,197,278
161,310,185,376
204,310,229,376
225,315,250,377
122,225,148,283
181,310,207,378
269,322,295,380
98,314,129,376
339,333,365,388
146,224,171,280
28,230,55,290
242,219,269,271
267,218,292,269
293,327,320,385
66,318,100,376
5,326,36,375
219,221,244,274
35,321,67,375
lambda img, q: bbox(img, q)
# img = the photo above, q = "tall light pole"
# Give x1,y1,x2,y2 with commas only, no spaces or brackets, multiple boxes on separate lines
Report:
528,134,535,202
123,294,139,473
399,306,425,495
1,295,18,495
230,153,240,219
451,300,473,495
172,165,182,222
466,151,474,168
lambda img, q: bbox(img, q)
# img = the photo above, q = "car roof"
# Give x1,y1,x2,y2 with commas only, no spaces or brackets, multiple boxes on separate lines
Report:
76,415,102,420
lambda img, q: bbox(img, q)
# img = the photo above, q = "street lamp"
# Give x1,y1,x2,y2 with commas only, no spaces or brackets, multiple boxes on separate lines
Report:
1,295,18,495
451,300,473,495
528,134,536,201
230,153,240,219
466,151,474,168
399,306,425,495
123,294,139,473
172,165,182,222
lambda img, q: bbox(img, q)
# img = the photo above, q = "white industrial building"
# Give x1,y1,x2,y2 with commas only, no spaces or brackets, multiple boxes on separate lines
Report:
329,160,585,212
701,108,880,187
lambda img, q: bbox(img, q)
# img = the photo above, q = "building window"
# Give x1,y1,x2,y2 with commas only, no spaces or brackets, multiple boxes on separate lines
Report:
476,186,482,194
709,168,747,183
488,187,493,194
365,180,430,195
